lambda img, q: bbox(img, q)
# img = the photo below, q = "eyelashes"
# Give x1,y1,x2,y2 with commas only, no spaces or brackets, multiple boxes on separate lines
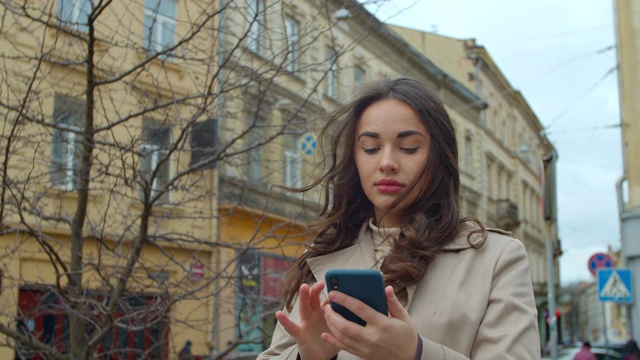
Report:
361,147,419,154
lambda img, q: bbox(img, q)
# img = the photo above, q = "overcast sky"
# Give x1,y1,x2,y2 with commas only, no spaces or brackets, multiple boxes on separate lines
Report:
364,0,622,285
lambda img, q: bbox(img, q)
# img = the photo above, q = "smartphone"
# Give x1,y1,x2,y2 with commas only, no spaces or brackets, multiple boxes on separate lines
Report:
325,269,388,326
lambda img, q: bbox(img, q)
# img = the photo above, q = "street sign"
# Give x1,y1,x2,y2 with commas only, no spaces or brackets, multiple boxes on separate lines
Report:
298,133,317,156
598,268,633,303
588,252,614,276
188,262,205,282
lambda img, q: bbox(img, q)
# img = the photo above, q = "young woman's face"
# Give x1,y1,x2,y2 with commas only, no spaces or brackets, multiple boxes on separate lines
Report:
354,99,431,227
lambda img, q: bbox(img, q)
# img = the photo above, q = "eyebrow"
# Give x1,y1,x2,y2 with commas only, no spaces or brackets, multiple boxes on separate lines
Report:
357,130,425,141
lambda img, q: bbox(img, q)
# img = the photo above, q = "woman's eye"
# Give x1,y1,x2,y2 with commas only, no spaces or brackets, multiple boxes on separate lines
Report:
401,147,419,154
362,147,379,154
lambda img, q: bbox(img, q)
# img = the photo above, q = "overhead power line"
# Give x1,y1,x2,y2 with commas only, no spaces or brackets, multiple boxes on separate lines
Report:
544,65,618,130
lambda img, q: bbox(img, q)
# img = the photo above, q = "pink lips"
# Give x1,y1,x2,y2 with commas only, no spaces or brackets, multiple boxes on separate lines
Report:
375,179,404,193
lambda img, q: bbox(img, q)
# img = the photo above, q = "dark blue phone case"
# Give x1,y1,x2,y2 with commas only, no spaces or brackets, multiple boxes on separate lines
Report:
325,269,388,326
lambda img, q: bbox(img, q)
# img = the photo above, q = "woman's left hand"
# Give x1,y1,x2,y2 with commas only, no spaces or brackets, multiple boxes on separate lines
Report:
321,285,419,360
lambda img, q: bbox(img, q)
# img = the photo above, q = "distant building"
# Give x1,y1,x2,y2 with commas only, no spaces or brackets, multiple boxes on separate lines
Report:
388,26,558,349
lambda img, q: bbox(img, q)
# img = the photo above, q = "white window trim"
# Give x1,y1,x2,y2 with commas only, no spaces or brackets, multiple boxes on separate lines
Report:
327,49,339,98
284,16,299,73
141,132,172,203
144,3,176,54
52,124,81,191
60,0,91,31
247,0,265,54
284,150,302,197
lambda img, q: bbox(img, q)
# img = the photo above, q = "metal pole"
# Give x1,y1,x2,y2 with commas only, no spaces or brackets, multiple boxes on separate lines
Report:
602,301,609,360
547,234,558,360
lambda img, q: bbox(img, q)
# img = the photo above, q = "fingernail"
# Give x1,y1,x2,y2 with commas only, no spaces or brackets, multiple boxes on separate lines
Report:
328,291,337,300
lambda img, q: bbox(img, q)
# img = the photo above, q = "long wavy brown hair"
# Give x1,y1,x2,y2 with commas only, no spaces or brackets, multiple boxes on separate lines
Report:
282,78,486,310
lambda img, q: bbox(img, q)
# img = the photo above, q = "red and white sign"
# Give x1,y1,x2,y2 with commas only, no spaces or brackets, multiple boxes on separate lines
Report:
189,262,205,282
588,253,614,276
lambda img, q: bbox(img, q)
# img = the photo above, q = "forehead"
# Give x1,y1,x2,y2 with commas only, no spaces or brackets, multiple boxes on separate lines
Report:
356,99,427,134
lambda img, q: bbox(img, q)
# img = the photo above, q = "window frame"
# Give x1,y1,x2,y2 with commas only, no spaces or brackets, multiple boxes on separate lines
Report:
50,95,85,191
354,66,365,90
464,135,473,174
326,48,339,98
143,0,177,55
140,123,172,204
57,0,91,32
284,149,302,190
246,0,266,55
247,125,263,181
284,16,299,74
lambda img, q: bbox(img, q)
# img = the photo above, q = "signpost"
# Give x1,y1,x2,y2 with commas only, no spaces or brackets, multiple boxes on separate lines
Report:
587,252,615,360
588,252,614,276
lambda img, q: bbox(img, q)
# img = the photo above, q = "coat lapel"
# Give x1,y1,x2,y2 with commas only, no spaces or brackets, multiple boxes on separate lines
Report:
307,224,378,285
305,224,484,310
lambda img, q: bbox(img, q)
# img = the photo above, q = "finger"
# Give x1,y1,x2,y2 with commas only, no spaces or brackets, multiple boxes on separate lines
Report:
320,331,344,349
385,286,411,321
327,290,382,326
298,283,311,319
323,305,369,356
276,310,301,338
309,281,326,311
323,303,361,344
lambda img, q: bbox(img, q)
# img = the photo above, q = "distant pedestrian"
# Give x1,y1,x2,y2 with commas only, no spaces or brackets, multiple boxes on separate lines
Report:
573,341,596,360
622,339,640,360
178,340,193,360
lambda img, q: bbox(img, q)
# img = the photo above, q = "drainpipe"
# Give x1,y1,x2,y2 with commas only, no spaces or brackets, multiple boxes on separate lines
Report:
212,0,225,357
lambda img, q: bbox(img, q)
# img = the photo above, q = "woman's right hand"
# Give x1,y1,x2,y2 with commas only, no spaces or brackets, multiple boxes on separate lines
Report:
275,281,340,360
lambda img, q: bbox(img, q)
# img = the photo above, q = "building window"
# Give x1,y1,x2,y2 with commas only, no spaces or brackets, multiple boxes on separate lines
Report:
326,48,339,98
354,66,365,90
284,16,299,74
464,135,472,174
190,119,218,169
50,95,85,191
247,125,262,181
246,0,265,55
236,251,293,352
17,287,169,359
58,0,91,32
143,0,177,54
140,122,172,204
284,150,302,189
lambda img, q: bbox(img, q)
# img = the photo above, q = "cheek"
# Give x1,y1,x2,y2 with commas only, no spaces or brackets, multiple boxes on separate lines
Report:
354,153,370,177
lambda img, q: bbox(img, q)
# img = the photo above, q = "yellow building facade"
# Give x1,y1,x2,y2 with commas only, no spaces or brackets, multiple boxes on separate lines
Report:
0,0,557,358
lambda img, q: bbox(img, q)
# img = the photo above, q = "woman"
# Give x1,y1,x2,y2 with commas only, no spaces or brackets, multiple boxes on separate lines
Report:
259,78,540,359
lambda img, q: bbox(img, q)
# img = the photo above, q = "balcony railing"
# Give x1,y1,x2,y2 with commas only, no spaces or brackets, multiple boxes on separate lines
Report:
495,199,520,230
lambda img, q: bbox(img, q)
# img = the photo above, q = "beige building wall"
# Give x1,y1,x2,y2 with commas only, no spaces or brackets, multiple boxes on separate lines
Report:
615,0,640,343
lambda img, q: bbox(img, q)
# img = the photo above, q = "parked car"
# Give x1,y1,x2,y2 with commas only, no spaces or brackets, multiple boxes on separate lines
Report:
546,346,621,360
222,352,261,360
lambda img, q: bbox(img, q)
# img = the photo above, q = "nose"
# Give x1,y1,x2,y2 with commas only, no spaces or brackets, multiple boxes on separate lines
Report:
378,147,398,173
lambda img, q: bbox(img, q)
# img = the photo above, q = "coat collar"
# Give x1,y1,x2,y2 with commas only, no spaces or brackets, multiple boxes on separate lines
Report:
305,222,485,309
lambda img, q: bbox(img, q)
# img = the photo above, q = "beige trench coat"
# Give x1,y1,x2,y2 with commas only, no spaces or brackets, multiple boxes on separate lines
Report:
258,224,541,360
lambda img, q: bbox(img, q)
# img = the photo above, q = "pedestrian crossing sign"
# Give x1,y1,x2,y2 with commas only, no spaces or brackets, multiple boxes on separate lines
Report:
597,268,633,303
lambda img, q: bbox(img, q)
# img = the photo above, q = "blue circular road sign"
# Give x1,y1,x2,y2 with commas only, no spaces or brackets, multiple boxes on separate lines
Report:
588,252,614,276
